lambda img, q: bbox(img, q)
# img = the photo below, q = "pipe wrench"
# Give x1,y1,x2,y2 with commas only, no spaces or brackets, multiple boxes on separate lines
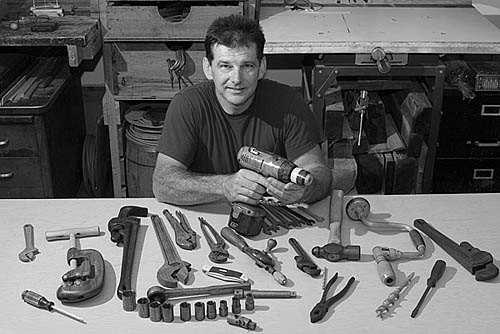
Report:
414,219,498,281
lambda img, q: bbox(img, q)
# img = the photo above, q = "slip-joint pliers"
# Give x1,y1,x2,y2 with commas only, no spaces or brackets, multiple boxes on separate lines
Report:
310,273,355,323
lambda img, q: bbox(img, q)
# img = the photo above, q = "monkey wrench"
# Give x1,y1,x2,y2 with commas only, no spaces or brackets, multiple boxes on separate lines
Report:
414,219,498,281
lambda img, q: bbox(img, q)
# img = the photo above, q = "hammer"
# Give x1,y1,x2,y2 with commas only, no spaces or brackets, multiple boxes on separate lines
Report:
312,189,360,262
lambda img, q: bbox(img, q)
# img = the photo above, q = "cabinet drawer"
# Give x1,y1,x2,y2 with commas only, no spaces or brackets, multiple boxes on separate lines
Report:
433,158,500,193
0,117,39,157
113,42,207,99
439,90,500,158
0,157,43,189
105,3,243,41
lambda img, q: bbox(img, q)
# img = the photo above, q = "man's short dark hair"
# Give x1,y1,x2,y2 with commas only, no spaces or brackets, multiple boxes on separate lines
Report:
204,14,266,63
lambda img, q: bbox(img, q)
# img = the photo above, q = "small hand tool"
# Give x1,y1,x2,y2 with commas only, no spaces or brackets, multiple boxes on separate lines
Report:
202,265,248,283
221,227,287,285
414,219,499,281
19,223,39,262
151,214,192,288
147,282,251,304
199,217,229,263
288,237,321,277
312,190,360,263
21,290,86,324
163,209,197,250
310,273,355,323
45,226,105,303
346,197,425,286
108,205,148,299
410,260,446,318
376,272,415,319
355,90,369,146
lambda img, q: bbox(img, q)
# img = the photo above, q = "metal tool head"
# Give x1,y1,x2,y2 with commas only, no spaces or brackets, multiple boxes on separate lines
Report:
18,248,39,262
157,261,192,288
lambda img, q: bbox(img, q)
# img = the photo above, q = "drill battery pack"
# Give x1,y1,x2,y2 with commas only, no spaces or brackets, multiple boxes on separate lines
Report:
228,203,264,236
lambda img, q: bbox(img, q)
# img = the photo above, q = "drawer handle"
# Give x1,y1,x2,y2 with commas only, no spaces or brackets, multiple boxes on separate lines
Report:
0,138,9,146
472,141,500,148
473,169,494,180
0,171,14,179
481,105,500,116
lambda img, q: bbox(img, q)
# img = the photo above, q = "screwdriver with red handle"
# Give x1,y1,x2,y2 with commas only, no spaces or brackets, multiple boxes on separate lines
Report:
410,260,446,318
21,290,86,324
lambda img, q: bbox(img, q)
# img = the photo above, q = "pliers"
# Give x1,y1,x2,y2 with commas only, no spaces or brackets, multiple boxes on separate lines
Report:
162,209,198,250
199,217,229,263
310,273,355,323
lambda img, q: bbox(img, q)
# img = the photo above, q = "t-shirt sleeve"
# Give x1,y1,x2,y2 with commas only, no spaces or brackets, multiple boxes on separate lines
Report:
156,92,198,167
283,90,323,161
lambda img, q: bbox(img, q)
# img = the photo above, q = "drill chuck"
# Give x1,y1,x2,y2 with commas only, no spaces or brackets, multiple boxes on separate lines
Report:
237,146,313,186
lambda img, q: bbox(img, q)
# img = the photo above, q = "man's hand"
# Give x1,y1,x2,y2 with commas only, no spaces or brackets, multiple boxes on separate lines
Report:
265,177,306,205
223,169,268,205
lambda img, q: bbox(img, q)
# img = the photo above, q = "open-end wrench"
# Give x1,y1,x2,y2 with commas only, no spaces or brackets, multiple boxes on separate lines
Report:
19,224,39,262
151,214,192,288
162,209,197,250
108,206,148,299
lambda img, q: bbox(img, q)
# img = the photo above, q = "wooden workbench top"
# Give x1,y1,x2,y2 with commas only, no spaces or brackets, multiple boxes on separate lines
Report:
260,6,500,54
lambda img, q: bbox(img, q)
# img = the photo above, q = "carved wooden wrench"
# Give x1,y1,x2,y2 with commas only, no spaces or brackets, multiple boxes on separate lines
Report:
151,214,191,288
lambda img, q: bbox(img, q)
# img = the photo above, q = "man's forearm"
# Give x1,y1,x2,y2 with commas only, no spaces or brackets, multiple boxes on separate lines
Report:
300,165,332,204
153,168,229,206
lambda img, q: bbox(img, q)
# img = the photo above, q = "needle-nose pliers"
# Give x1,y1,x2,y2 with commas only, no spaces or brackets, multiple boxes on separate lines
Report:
310,273,356,323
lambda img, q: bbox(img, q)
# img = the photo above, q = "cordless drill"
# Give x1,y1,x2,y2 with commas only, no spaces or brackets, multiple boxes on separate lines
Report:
228,146,313,236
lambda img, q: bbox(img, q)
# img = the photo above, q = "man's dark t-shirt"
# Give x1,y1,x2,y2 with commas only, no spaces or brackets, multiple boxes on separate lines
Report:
156,79,322,174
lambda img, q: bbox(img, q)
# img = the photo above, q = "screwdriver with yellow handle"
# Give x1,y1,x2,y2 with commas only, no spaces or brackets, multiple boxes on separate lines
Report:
21,290,86,324
410,260,446,318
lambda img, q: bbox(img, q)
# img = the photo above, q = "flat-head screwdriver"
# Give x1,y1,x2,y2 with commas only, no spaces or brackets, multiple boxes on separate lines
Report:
410,260,446,318
21,290,86,324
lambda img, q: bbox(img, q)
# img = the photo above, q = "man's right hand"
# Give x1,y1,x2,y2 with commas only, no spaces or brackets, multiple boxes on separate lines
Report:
223,169,268,205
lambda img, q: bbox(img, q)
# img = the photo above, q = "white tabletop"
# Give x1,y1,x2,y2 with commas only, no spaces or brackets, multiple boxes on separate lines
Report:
1,193,499,333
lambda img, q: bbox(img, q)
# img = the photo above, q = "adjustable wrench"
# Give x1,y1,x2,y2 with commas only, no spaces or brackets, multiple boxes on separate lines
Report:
414,219,498,281
289,237,321,277
19,224,39,262
151,214,192,288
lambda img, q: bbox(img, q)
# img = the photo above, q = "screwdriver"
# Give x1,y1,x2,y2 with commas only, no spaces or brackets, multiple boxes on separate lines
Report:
410,260,446,318
21,290,87,324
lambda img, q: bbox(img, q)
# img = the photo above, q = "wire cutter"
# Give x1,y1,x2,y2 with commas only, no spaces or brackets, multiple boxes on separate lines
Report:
310,273,355,323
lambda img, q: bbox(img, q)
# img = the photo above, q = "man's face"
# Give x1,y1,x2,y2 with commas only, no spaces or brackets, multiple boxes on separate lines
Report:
203,43,266,115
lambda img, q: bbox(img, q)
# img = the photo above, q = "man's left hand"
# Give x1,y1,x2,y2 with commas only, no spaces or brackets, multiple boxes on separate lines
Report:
265,177,305,204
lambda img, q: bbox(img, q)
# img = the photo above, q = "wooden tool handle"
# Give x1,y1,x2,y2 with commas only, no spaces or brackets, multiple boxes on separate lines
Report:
45,226,101,241
328,189,344,244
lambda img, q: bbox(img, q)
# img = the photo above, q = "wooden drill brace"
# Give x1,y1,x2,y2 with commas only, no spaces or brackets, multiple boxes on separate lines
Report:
45,226,105,303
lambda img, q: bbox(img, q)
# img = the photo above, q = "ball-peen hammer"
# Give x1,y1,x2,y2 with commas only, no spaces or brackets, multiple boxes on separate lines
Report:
312,189,361,262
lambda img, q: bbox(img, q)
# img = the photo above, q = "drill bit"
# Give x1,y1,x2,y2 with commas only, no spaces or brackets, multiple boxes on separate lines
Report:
410,260,446,318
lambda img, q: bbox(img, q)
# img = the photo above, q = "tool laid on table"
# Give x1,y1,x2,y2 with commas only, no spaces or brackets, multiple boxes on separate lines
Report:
202,265,248,283
289,237,321,277
147,282,251,304
221,226,287,285
410,260,446,318
414,219,499,281
376,272,415,319
163,209,197,250
108,205,148,299
21,290,86,324
19,223,40,262
312,190,361,262
46,226,105,303
310,272,356,323
346,197,426,286
151,214,192,288
199,217,229,263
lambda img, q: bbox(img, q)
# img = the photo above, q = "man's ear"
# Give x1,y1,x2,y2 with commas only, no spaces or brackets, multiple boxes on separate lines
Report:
258,56,267,80
202,57,213,80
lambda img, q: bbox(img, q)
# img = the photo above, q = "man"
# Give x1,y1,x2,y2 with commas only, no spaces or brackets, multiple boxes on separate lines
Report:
153,14,331,206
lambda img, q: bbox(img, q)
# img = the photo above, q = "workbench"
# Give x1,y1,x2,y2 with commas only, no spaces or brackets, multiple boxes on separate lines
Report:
1,193,499,333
